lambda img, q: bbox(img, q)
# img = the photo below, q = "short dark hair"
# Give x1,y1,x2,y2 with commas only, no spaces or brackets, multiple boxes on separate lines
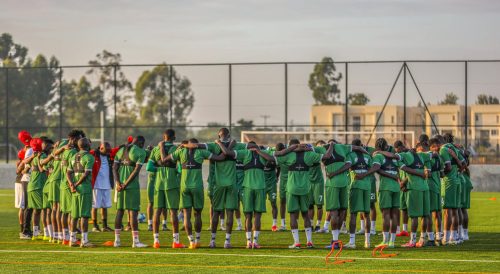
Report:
218,128,230,138
189,138,199,143
275,142,285,151
164,129,175,140
375,138,388,151
443,133,454,144
429,137,440,147
394,140,405,149
315,140,326,146
289,138,300,145
418,134,429,144
351,138,362,146
68,129,82,139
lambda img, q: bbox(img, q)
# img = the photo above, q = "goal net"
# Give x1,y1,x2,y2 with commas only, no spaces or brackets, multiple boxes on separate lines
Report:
240,131,415,148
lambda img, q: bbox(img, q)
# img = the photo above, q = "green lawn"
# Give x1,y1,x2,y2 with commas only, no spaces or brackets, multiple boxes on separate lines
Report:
0,189,499,273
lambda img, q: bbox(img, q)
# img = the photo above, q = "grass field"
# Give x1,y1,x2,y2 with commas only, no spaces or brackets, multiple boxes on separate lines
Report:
0,189,499,273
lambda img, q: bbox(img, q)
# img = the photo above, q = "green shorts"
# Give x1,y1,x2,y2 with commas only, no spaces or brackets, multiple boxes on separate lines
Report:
265,181,277,206
49,179,60,203
212,184,237,211
286,192,310,213
349,188,370,214
181,187,204,210
441,182,458,209
429,191,441,212
42,191,52,209
71,193,92,218
370,176,377,204
60,187,72,213
147,181,155,204
242,187,266,213
407,189,430,218
279,178,287,200
400,191,408,210
28,189,43,210
155,188,180,210
116,188,141,211
463,186,471,209
309,182,324,207
460,176,467,209
325,186,348,211
378,190,400,209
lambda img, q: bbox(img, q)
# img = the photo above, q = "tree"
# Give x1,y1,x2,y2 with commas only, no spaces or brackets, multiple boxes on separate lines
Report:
348,93,370,105
438,93,459,105
476,94,499,105
0,33,28,65
308,57,343,105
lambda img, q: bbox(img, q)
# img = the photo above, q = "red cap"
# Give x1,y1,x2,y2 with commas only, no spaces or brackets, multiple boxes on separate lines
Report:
18,131,32,146
127,136,133,144
30,138,43,152
17,148,26,160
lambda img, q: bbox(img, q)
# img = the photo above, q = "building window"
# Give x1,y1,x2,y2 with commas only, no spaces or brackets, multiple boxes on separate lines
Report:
391,116,394,124
475,114,479,121
492,130,498,136
313,116,317,125
353,116,361,131
452,115,455,121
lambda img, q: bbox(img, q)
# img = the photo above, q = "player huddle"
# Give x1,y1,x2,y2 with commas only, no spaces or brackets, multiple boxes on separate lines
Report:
14,127,472,250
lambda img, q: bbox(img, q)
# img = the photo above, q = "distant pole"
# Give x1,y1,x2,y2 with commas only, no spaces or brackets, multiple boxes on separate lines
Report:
464,61,468,148
285,63,288,131
5,68,9,163
345,62,349,144
113,65,117,146
229,64,232,131
100,111,105,144
261,115,271,128
59,68,63,139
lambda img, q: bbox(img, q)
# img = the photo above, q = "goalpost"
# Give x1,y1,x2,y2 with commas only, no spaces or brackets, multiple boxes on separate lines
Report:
241,131,415,148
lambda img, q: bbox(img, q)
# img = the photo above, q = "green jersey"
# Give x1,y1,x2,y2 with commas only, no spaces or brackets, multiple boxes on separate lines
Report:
235,149,272,190
68,150,94,194
205,142,247,187
429,153,442,194
61,148,78,190
149,143,179,190
276,151,323,195
316,144,352,188
439,144,464,185
28,153,47,191
172,148,212,189
398,151,431,191
309,147,325,184
372,153,400,192
347,151,372,190
47,140,67,183
114,144,147,190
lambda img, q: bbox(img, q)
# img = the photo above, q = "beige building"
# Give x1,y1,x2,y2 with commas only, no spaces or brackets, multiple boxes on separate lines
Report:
425,105,466,141
470,104,500,153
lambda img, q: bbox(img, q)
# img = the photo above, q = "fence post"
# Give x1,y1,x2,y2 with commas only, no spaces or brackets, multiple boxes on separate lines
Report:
229,64,232,131
403,62,407,132
285,63,288,131
113,65,117,146
5,68,9,163
345,62,348,143
464,61,468,149
59,67,63,139
169,65,173,128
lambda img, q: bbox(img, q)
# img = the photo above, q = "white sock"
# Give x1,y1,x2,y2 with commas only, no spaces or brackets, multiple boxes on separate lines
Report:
420,232,427,240
341,221,346,230
444,230,450,242
365,232,371,245
236,218,242,227
211,232,216,242
114,229,121,242
316,220,321,226
173,233,179,244
349,233,355,245
436,231,442,240
162,219,167,225
281,219,286,227
64,228,69,240
82,232,88,243
195,232,201,243
403,224,408,232
396,225,400,234
323,220,331,230
154,233,159,243
390,233,396,243
305,227,312,243
458,225,464,238
148,219,152,225
33,226,39,236
383,232,389,243
272,219,277,226
245,231,252,242
291,229,300,244
359,220,365,231
225,233,231,244
220,219,225,227
43,226,49,237
132,231,140,244
453,230,459,241
464,228,469,237
48,225,53,237
310,219,314,226
70,231,76,242
370,221,376,232
332,229,339,241
410,232,417,244
428,232,435,241
188,234,194,243
253,231,260,244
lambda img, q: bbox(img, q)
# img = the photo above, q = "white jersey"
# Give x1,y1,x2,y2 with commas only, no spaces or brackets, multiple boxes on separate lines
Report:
20,148,33,182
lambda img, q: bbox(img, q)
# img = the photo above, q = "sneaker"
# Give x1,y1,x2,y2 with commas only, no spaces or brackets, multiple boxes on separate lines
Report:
153,242,160,249
235,225,243,231
314,226,321,233
253,243,261,249
401,241,416,248
132,242,148,248
69,241,79,247
271,225,277,232
344,242,356,249
376,242,388,248
426,240,436,247
370,230,377,235
102,226,113,232
19,233,31,240
278,226,286,232
463,234,469,241
189,242,197,249
396,231,409,237
80,241,95,248
388,241,395,248
416,239,425,248
195,242,201,248
325,241,339,250
147,225,153,232
224,242,232,249
113,240,121,247
92,227,101,233
246,242,253,249
124,225,131,232
62,240,70,245
340,225,348,234
306,242,314,249
364,242,371,248
31,235,43,241
43,236,51,241
172,242,186,248
288,243,301,249
355,229,365,235
220,225,226,231
209,241,216,248
447,240,458,246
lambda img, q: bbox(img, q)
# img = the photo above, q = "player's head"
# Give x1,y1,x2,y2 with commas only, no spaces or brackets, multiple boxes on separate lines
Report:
415,141,429,152
275,142,286,151
181,140,189,145
315,140,326,146
418,134,429,145
327,139,339,144
443,133,454,144
99,142,111,155
351,138,362,147
163,129,176,142
375,138,388,151
42,138,54,153
188,138,199,144
289,138,300,146
393,140,407,153
78,138,91,151
68,129,84,146
218,128,230,140
429,137,441,152
134,136,146,148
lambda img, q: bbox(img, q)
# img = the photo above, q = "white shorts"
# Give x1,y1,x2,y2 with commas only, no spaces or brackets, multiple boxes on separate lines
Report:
15,183,25,209
92,189,112,209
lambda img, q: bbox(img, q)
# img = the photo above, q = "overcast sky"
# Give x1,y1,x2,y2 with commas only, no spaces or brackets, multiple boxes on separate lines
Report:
2,0,500,127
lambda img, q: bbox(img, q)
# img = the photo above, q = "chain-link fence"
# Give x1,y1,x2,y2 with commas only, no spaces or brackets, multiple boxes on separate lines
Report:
1,60,499,163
